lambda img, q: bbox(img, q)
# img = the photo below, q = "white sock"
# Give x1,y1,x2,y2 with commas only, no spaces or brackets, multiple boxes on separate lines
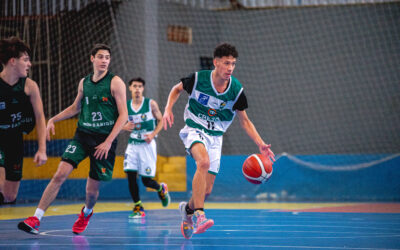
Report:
34,208,45,221
83,206,93,217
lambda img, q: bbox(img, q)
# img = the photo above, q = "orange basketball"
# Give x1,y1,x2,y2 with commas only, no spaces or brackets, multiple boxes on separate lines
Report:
242,154,273,184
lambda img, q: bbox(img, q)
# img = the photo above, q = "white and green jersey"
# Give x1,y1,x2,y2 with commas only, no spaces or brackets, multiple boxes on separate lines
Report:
127,97,156,144
184,70,244,136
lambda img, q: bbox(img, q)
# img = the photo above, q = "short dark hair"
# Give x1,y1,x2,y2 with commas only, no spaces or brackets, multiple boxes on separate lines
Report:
213,43,238,59
128,77,145,86
90,43,111,57
0,36,31,65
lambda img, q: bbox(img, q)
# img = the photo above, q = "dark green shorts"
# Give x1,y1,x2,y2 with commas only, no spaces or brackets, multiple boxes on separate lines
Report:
61,128,117,181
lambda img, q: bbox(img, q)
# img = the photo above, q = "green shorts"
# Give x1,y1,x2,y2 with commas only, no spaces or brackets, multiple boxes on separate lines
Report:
61,128,117,181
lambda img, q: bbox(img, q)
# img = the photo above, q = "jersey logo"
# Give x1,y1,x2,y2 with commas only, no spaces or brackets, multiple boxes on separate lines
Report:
208,108,217,116
0,102,5,110
198,93,210,106
145,167,151,175
102,97,108,102
219,102,226,110
141,113,147,121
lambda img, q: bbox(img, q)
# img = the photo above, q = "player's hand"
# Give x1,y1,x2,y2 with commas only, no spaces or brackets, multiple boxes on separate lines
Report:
259,143,275,162
123,121,135,132
144,133,155,144
46,119,55,141
33,151,47,166
162,109,174,130
94,140,112,160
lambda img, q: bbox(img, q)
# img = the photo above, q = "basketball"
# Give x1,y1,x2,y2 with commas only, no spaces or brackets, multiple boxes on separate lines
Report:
242,154,273,184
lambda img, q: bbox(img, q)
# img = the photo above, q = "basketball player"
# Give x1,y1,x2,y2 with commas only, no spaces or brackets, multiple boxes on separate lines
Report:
123,77,170,218
163,43,275,239
18,44,128,235
0,37,47,205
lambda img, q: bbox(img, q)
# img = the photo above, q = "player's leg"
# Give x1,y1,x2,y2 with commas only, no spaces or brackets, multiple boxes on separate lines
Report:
72,177,99,234
190,142,214,234
190,142,210,209
1,132,23,205
72,135,117,234
124,143,145,218
1,180,20,204
0,167,18,205
140,140,170,207
188,169,217,206
38,162,74,210
18,137,85,235
17,161,74,234
127,171,145,218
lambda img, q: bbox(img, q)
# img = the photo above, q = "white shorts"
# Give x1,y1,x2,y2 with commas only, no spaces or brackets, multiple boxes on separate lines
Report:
179,125,223,175
123,140,157,177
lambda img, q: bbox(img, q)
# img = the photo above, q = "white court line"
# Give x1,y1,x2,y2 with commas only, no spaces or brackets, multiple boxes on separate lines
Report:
38,228,400,239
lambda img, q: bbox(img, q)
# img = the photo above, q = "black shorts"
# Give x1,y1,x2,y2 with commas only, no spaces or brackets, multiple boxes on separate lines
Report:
0,130,24,181
61,128,117,181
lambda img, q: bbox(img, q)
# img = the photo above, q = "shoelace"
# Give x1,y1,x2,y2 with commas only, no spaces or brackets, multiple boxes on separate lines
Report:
134,206,142,213
158,187,166,199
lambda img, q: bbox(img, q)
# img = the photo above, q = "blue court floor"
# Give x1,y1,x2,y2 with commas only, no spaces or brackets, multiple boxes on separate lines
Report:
1,202,400,249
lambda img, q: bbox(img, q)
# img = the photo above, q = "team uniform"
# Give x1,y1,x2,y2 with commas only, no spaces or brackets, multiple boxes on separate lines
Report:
61,72,119,181
179,70,248,175
0,77,35,181
123,97,158,177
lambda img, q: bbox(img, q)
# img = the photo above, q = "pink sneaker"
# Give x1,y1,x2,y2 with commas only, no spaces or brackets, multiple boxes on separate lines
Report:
18,216,40,234
72,207,93,234
193,210,214,234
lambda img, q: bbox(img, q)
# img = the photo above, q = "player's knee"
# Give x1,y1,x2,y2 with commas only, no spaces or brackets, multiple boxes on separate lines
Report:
51,171,68,184
196,158,210,171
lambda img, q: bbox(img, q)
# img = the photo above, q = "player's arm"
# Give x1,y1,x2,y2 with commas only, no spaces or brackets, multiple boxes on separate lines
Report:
94,76,128,160
25,78,47,166
237,110,275,162
46,78,84,140
145,100,163,143
163,82,184,130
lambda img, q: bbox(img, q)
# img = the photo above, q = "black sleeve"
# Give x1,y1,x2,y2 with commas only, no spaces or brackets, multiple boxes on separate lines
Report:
181,73,195,94
233,91,248,111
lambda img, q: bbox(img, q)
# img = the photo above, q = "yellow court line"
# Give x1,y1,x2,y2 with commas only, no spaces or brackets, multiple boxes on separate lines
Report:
0,202,358,220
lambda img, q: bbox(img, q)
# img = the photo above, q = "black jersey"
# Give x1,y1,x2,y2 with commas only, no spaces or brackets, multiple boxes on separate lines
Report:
0,77,35,134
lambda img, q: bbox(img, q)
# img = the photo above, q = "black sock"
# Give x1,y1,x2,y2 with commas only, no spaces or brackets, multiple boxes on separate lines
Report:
127,172,140,203
194,208,204,212
0,192,4,205
185,203,194,215
141,177,160,190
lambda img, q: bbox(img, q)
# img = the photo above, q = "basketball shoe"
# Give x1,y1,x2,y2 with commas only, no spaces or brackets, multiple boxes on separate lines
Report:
72,207,93,234
179,201,194,239
193,210,214,234
158,183,171,207
18,216,40,234
129,204,146,218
